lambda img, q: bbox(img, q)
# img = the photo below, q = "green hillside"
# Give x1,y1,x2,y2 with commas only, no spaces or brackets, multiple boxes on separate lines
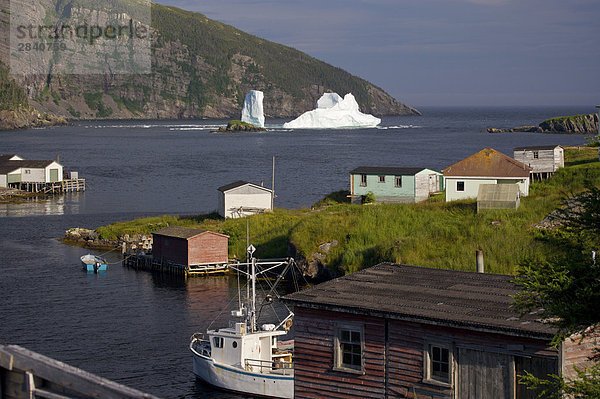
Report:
0,63,28,111
1,0,419,120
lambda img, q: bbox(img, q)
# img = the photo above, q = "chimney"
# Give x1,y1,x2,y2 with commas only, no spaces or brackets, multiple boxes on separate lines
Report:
476,249,484,273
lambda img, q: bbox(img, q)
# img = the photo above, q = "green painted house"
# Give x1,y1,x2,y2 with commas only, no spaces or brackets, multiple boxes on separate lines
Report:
350,167,444,204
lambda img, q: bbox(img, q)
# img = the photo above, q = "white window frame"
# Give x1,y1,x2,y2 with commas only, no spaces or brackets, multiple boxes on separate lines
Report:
360,174,367,187
533,151,539,159
423,341,453,387
333,323,365,374
378,175,385,183
395,175,402,188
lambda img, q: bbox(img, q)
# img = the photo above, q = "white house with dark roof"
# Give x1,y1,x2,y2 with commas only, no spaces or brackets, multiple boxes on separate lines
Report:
0,154,63,186
217,180,273,218
513,145,564,180
350,166,443,204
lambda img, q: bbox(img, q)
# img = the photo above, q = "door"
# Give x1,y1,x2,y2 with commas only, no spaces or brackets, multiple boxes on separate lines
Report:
50,169,59,182
429,175,438,192
457,348,511,399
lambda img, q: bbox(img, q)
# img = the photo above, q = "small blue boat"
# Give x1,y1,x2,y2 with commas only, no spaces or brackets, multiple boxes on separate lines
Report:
81,254,108,273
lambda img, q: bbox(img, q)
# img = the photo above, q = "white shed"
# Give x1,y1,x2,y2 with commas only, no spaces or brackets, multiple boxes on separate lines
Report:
217,181,273,219
17,160,63,183
513,145,564,180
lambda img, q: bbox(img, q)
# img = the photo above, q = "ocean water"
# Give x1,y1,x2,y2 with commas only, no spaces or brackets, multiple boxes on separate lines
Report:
0,107,594,398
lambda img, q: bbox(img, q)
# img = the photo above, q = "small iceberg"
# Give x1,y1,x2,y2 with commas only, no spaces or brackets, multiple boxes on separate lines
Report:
241,90,265,128
283,92,381,129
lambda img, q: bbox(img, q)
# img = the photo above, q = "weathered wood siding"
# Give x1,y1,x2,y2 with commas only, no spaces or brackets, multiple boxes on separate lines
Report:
513,149,563,174
153,233,228,266
562,330,600,380
152,235,188,265
188,233,228,265
294,307,385,399
294,306,559,399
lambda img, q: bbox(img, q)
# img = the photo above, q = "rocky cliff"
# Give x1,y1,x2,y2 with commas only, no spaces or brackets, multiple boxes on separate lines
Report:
484,113,599,134
0,0,420,120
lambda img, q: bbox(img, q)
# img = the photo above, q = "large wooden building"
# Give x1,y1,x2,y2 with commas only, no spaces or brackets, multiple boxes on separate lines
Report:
513,145,564,181
349,167,443,204
443,148,531,202
284,263,597,399
152,227,229,267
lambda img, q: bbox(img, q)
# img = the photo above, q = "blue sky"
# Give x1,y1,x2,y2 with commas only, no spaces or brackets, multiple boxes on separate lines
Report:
161,0,599,107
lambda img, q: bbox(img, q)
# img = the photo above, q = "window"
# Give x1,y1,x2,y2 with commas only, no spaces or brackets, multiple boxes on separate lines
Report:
378,175,385,183
334,324,364,373
395,176,402,188
533,151,539,159
212,337,223,348
25,169,31,174
360,174,367,187
431,345,449,381
424,343,452,386
456,181,465,192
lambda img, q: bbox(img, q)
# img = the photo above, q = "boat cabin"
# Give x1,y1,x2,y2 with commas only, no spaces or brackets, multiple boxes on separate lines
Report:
207,322,290,372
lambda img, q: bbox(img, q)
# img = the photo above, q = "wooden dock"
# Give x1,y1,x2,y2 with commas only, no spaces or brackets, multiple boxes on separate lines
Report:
122,253,229,277
0,344,159,399
10,179,86,194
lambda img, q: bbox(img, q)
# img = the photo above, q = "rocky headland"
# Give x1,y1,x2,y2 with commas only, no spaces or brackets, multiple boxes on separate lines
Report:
483,113,599,134
0,1,419,122
0,106,69,131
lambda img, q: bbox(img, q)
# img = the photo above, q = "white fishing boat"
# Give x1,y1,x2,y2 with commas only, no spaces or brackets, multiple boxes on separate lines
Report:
190,246,295,398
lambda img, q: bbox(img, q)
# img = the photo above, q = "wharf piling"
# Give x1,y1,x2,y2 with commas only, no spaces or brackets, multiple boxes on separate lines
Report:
122,253,229,277
10,178,86,194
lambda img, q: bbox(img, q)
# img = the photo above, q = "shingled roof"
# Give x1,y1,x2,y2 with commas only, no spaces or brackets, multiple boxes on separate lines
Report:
152,226,228,240
284,263,556,339
443,148,531,178
350,167,434,176
217,181,272,193
513,145,562,151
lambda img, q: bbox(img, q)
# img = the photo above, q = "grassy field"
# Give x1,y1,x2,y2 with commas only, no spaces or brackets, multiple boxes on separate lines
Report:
95,155,600,276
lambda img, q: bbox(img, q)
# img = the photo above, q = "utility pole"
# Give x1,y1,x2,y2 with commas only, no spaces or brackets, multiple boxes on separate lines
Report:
271,155,275,210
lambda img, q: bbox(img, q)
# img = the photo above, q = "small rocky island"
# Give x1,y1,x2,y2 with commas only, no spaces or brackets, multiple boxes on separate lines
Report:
484,112,599,134
213,120,267,133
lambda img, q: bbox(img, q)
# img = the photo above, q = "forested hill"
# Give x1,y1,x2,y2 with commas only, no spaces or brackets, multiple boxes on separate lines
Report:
0,1,420,120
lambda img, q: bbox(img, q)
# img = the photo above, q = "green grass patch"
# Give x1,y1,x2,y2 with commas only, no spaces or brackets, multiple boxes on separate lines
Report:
564,146,599,166
94,163,600,276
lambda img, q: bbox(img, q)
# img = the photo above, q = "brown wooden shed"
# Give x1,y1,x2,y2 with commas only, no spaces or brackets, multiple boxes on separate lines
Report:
152,227,229,266
283,263,598,399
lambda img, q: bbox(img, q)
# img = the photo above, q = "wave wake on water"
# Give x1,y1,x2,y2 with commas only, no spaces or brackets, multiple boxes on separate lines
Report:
376,125,422,130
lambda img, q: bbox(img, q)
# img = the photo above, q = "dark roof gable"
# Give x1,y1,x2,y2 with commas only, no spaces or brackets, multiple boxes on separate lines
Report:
152,226,229,240
284,263,556,339
350,166,435,176
217,180,272,193
513,145,562,151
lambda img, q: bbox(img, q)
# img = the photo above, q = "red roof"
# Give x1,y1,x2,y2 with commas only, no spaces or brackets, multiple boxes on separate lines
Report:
443,148,531,178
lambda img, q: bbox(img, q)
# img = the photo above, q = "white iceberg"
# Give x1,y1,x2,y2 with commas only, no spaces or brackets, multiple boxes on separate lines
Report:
241,90,265,128
283,93,380,129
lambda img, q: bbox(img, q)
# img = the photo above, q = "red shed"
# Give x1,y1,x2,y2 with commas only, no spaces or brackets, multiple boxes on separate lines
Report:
152,227,229,266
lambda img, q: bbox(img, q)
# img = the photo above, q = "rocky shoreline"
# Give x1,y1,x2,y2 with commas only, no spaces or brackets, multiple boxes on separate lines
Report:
0,188,45,203
0,106,70,131
483,112,598,134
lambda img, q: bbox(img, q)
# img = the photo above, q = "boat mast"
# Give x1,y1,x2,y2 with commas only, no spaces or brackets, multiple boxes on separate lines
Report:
247,244,257,333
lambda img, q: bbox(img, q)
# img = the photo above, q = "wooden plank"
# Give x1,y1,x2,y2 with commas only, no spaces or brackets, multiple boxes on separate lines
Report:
0,345,159,399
